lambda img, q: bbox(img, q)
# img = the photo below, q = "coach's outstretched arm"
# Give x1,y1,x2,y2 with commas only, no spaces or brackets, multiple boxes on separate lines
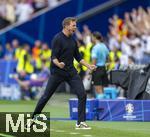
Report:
80,59,96,71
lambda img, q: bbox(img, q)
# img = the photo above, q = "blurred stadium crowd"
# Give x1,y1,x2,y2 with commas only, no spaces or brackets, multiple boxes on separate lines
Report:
0,6,150,100
0,0,65,29
108,6,150,67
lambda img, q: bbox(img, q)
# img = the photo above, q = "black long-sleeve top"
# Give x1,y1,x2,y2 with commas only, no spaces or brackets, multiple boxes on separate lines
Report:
50,32,82,77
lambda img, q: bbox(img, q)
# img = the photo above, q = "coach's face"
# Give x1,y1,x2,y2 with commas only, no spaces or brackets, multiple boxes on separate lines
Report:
67,21,77,35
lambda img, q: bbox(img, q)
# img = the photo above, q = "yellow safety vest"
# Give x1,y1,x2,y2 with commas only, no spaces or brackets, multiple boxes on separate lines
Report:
15,47,22,60
74,59,81,73
41,49,51,68
79,46,87,71
17,50,34,74
84,43,93,64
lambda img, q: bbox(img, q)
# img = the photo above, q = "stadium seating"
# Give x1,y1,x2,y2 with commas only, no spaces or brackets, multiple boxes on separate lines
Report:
0,60,17,84
104,87,118,99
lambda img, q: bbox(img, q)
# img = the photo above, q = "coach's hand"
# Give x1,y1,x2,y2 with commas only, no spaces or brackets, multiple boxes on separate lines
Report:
58,62,65,69
80,59,97,71
89,64,97,71
53,59,65,69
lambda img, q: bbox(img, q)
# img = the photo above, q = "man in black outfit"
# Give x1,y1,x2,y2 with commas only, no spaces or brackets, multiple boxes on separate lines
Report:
29,17,96,129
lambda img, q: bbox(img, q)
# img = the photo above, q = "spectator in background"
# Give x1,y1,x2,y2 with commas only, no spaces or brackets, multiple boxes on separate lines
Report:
5,0,16,23
40,43,51,69
5,43,14,60
74,40,87,80
82,25,92,46
32,40,42,72
11,39,21,60
91,32,109,99
0,45,4,59
16,0,34,22
33,0,48,12
108,46,122,70
32,40,42,60
14,70,30,100
108,14,125,42
0,0,10,29
76,25,93,66
13,61,50,100
17,44,34,74
48,0,59,8
141,31,150,63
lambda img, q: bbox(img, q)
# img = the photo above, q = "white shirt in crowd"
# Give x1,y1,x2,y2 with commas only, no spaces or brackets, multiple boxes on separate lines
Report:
48,0,59,7
120,54,129,66
16,2,34,23
6,3,16,23
129,37,140,46
121,41,132,56
108,37,120,50
34,0,47,9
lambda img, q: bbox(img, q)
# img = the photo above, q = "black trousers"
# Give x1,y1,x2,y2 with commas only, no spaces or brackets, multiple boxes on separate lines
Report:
32,74,87,124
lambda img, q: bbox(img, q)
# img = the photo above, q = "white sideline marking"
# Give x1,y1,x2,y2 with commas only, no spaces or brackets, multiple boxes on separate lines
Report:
82,135,92,137
55,130,65,133
126,129,150,131
50,128,54,131
69,132,80,135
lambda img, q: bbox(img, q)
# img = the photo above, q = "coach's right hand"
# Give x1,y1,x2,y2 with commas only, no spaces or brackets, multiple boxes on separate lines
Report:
58,62,65,69
53,58,65,69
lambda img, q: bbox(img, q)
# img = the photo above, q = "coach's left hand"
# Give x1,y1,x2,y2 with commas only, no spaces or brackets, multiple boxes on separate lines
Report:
89,64,97,71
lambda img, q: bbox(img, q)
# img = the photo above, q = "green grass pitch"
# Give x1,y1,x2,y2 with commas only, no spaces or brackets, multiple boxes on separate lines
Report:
0,93,150,137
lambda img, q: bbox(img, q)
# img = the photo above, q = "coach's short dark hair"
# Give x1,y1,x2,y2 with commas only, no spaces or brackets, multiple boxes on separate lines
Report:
93,31,103,41
62,17,77,28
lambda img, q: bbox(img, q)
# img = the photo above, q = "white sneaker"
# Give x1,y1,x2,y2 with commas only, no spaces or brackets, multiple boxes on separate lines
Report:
75,122,91,130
